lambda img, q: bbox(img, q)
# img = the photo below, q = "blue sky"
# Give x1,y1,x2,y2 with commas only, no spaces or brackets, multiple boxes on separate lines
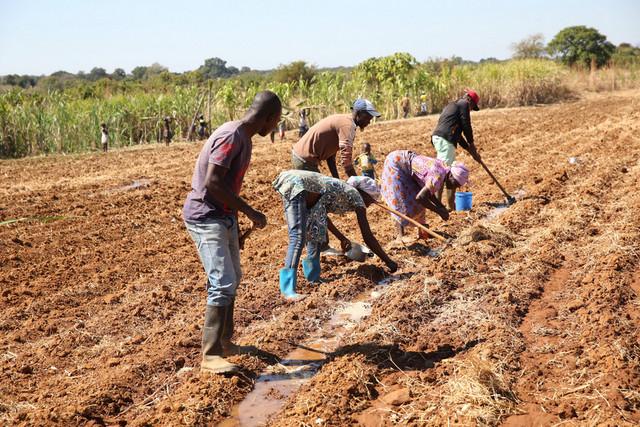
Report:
0,0,638,75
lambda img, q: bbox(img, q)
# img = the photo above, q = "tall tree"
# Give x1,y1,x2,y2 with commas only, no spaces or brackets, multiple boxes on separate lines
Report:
111,68,127,80
131,66,147,80
272,61,317,83
198,57,239,79
547,26,614,68
511,33,546,59
144,62,168,78
88,67,108,81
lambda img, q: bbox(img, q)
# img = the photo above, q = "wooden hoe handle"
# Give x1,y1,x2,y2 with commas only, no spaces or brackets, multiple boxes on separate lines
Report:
374,201,447,242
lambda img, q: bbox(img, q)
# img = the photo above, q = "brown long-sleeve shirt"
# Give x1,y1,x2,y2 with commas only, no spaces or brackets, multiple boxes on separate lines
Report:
292,114,357,168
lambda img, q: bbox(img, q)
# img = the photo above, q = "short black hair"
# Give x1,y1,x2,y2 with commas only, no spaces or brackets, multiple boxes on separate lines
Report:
248,90,282,118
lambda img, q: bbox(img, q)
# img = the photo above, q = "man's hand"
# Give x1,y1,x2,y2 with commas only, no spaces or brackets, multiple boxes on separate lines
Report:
340,238,352,254
246,208,267,229
468,145,481,162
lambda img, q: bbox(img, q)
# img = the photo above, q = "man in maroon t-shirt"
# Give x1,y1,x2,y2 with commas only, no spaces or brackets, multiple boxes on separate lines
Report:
183,91,282,374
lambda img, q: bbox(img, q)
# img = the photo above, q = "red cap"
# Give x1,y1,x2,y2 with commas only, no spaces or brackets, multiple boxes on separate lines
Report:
465,89,480,110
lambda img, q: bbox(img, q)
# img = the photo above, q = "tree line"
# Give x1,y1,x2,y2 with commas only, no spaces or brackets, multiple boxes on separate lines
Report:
3,26,638,92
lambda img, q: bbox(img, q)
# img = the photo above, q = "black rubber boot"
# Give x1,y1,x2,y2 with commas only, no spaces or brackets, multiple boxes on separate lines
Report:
221,299,258,356
221,299,235,347
201,305,238,373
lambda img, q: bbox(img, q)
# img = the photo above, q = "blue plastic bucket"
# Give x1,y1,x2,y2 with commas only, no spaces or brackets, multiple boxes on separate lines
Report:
455,192,473,211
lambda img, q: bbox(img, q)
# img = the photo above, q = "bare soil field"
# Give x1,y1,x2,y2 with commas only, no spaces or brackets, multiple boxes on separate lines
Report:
1,90,639,426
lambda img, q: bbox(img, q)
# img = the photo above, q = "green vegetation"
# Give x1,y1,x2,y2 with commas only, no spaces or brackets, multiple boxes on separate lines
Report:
0,56,574,158
547,26,615,68
1,24,638,159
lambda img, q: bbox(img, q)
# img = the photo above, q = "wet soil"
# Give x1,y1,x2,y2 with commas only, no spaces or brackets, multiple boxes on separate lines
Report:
1,89,639,426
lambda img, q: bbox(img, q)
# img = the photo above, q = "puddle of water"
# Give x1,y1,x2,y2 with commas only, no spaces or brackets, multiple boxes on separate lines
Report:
485,189,526,220
485,205,509,221
221,276,399,427
568,156,582,165
112,178,152,192
427,247,443,257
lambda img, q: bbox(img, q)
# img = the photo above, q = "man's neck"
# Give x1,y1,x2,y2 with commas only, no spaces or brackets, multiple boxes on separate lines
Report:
238,116,260,138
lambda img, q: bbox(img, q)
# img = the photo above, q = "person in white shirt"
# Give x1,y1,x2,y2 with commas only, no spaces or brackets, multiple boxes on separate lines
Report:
100,123,109,153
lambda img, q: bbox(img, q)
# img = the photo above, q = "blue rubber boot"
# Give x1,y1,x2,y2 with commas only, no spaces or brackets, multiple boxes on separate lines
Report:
279,268,306,301
302,256,321,283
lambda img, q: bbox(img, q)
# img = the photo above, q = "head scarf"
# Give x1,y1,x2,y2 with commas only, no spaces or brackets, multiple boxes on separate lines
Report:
346,176,380,201
450,162,470,187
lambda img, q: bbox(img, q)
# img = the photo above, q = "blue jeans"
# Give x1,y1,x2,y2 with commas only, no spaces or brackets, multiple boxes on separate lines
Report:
283,193,320,270
185,217,241,307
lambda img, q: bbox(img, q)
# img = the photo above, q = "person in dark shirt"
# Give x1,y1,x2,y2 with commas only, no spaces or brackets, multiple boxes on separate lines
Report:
197,114,209,140
431,89,482,210
162,117,173,146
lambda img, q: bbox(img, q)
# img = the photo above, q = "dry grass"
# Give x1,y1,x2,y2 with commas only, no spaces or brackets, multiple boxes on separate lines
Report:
441,355,520,425
386,353,520,426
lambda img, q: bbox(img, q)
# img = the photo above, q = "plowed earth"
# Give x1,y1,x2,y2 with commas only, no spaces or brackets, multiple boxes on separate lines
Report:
1,90,639,426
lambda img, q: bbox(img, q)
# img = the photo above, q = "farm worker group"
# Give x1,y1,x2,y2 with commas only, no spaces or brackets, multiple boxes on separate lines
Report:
182,89,480,373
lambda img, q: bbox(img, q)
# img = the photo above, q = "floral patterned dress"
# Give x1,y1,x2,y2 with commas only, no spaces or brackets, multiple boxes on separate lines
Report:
380,150,450,227
273,170,365,242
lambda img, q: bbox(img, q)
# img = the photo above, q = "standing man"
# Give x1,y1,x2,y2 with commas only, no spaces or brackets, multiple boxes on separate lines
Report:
298,108,309,137
291,98,380,179
183,91,282,374
400,95,411,119
431,89,482,210
162,116,173,146
197,114,209,140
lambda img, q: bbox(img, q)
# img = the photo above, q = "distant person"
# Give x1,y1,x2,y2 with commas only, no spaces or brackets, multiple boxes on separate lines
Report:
400,95,411,119
298,108,309,137
162,117,173,146
197,114,209,140
182,90,282,374
419,94,428,116
291,99,380,179
100,123,109,153
271,119,286,143
354,142,378,179
431,89,481,210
